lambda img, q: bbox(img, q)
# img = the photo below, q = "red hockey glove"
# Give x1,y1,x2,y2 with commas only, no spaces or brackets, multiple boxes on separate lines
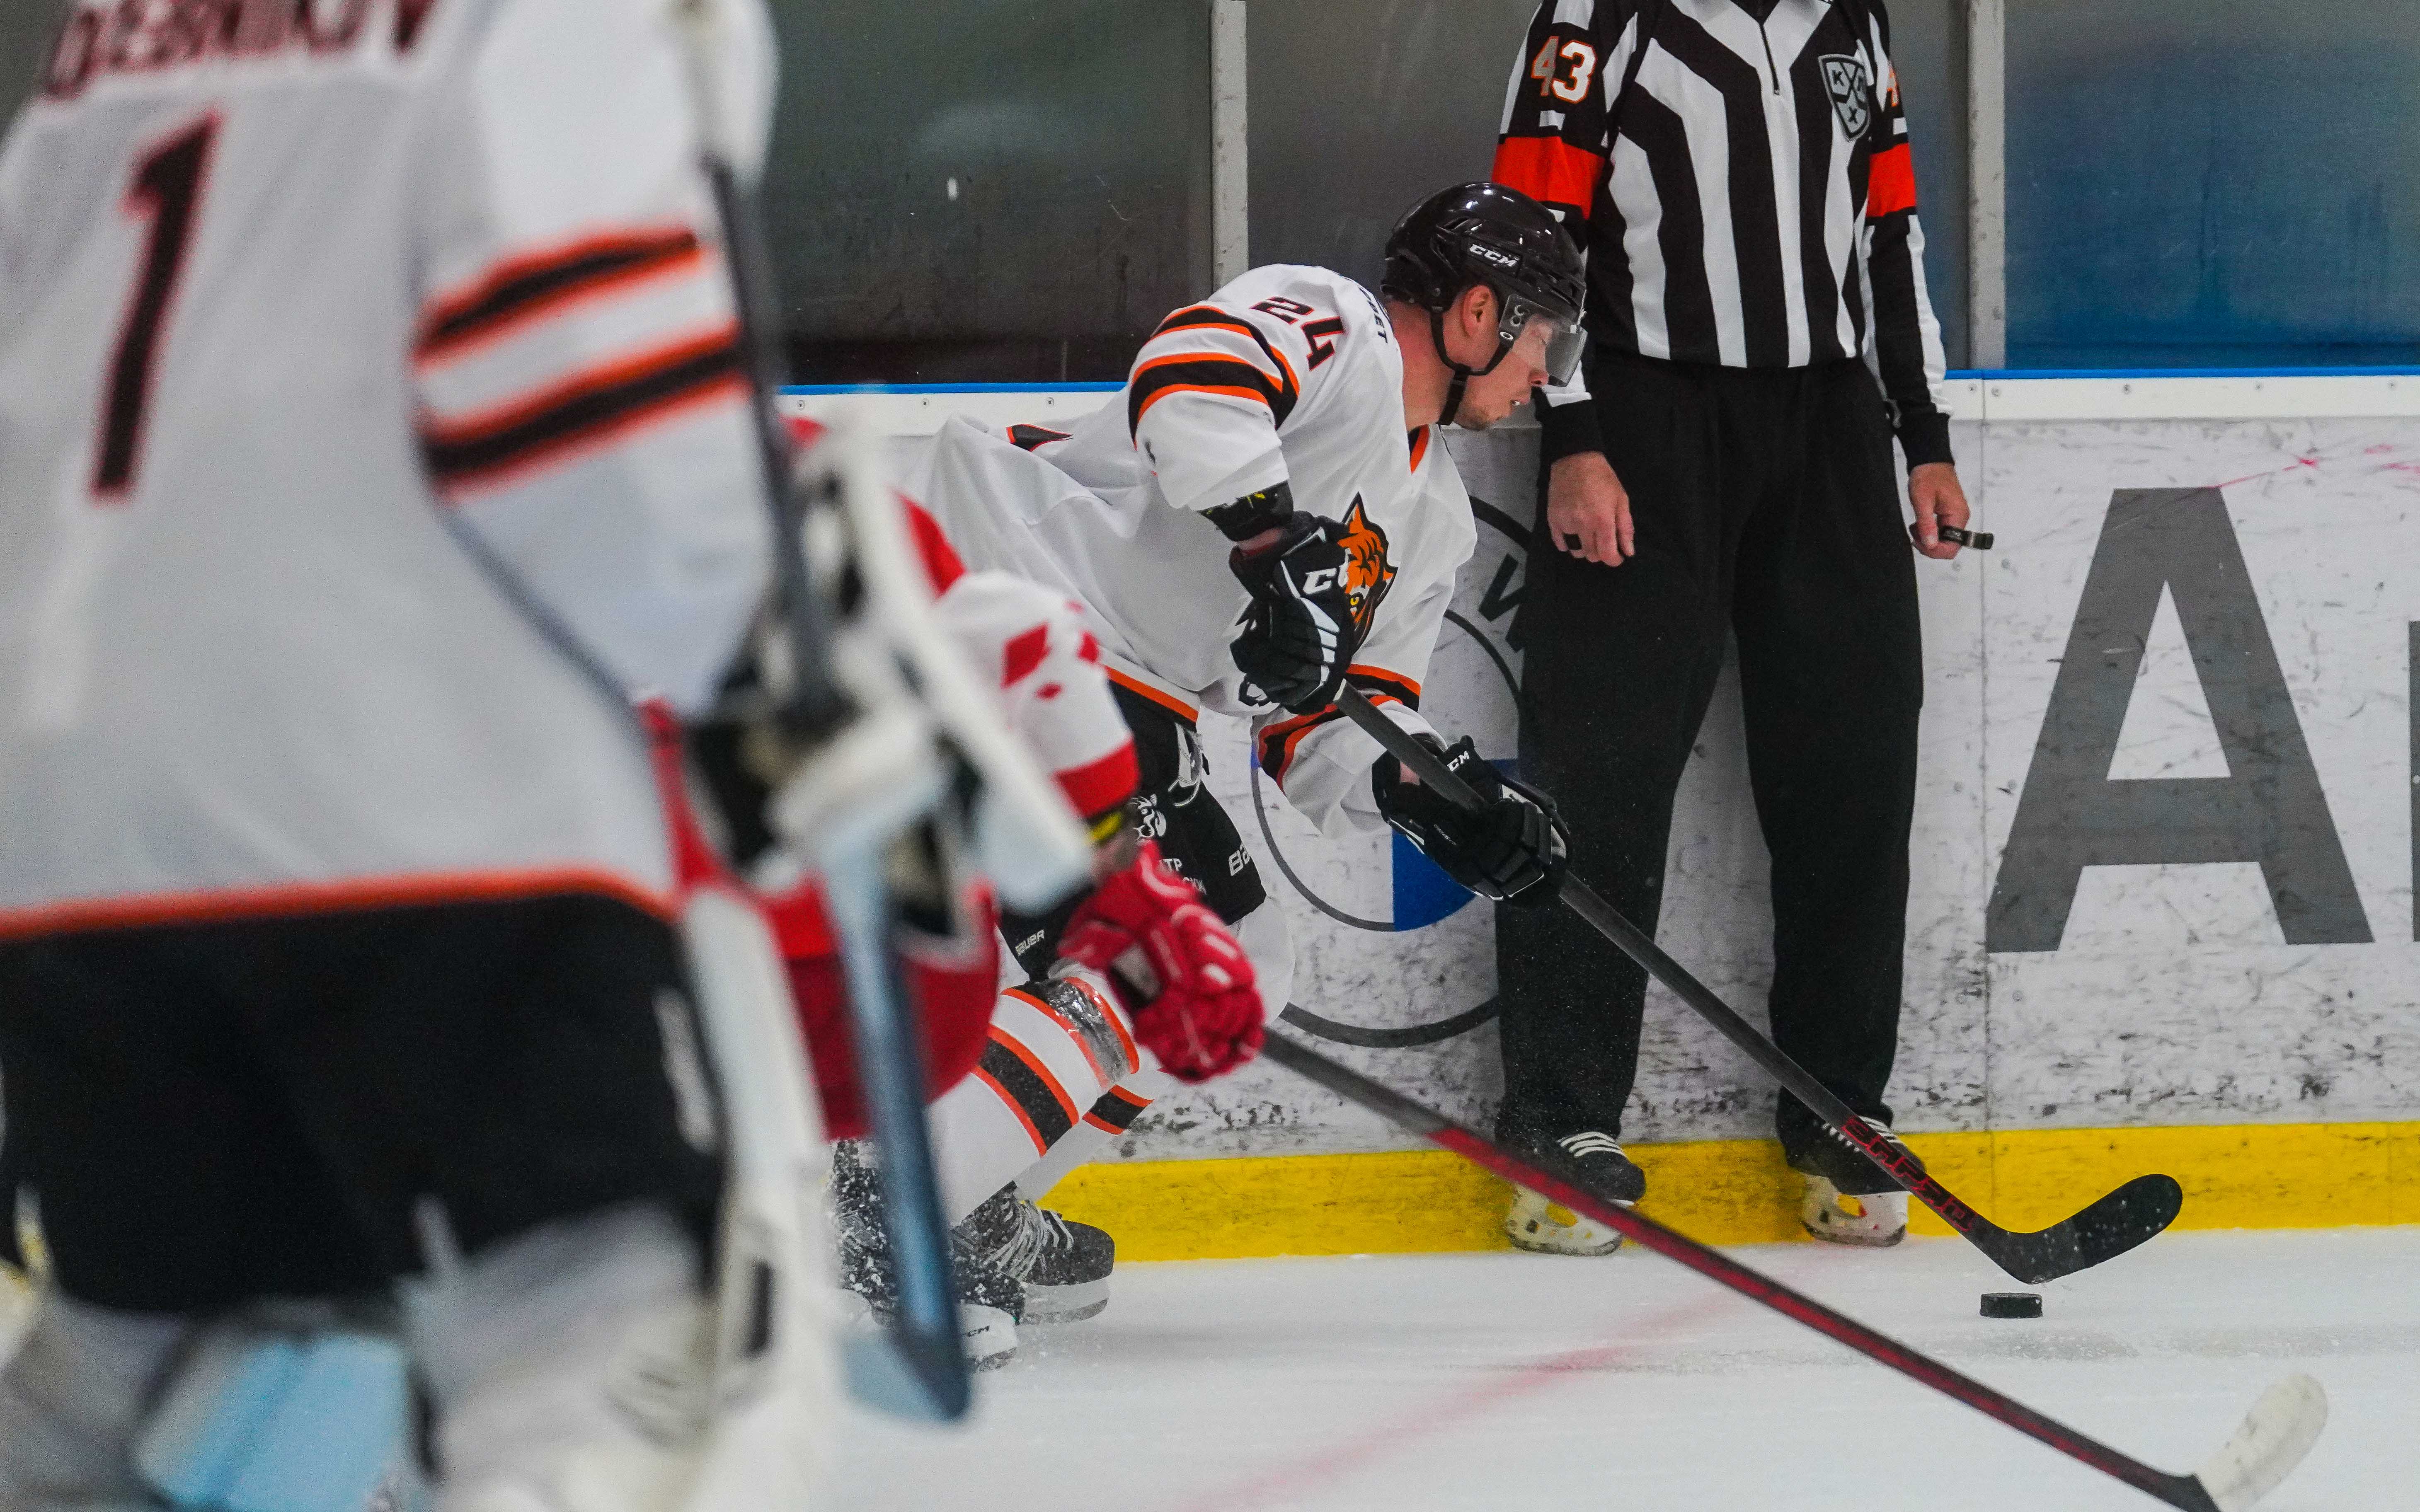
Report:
1054,840,1264,1083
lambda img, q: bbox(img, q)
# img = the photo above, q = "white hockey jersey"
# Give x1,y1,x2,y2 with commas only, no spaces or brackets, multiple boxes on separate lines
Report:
0,0,775,936
908,264,1477,838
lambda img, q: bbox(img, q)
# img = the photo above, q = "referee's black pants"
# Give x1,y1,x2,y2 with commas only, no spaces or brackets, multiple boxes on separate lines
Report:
1494,349,1922,1167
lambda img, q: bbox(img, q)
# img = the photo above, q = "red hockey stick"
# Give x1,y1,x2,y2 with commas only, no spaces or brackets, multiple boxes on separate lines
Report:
1260,1032,2325,1512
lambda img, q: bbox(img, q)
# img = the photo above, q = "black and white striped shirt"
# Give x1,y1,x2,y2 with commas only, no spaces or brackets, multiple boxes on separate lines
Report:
1494,0,1952,467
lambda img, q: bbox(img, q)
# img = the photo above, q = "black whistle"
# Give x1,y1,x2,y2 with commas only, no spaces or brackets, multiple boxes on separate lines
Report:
1939,525,1994,550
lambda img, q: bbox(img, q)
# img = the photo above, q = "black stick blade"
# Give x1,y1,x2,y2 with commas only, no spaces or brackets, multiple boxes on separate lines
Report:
1981,1173,2186,1285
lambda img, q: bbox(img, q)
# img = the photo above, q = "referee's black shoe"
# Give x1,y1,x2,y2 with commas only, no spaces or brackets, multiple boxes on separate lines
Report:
1505,1131,1644,1256
1785,1120,1912,1248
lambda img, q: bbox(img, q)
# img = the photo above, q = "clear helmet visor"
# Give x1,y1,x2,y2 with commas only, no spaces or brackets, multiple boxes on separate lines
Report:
1500,297,1587,386
1544,322,1587,385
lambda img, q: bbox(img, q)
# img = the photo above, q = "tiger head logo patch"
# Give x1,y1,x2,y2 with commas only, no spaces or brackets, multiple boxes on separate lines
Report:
1337,496,1398,640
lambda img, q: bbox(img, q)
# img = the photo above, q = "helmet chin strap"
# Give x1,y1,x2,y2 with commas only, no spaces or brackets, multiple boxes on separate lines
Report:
1429,307,1511,428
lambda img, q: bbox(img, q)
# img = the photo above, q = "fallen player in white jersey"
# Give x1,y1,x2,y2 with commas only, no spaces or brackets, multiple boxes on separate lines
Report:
680,421,1267,1370
901,183,1592,1272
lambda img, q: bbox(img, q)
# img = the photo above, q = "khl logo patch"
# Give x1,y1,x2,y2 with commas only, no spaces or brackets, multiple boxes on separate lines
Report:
1819,54,1872,139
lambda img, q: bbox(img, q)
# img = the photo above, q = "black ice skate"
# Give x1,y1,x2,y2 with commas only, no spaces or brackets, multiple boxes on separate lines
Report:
957,1186,1116,1323
1506,1132,1645,1256
1786,1120,1910,1248
831,1140,1025,1369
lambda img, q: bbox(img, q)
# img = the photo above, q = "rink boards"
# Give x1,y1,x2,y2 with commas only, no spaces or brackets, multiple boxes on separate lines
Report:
784,374,2420,1254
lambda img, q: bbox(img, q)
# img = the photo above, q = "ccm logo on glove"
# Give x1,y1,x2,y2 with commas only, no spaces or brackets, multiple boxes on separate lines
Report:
1227,510,1359,715
1373,736,1571,905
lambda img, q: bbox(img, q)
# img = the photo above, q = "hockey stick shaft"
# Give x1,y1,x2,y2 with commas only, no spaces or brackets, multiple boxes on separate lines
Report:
672,0,967,1418
679,10,846,740
1334,689,1989,1237
1259,1033,2217,1511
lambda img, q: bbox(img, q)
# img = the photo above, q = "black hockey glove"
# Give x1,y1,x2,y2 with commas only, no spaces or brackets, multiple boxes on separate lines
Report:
1228,512,1358,714
1372,736,1570,905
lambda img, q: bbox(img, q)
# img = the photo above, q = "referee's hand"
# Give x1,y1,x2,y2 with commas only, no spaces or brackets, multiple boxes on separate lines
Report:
1548,451,1633,566
1908,462,1972,561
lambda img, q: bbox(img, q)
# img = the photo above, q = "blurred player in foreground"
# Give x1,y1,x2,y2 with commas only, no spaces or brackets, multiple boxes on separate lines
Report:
0,2,811,1507
899,183,1584,1271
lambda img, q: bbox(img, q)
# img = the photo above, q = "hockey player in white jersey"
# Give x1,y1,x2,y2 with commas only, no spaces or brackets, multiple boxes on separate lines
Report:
905,183,1587,1258
716,421,1266,1369
0,2,820,1509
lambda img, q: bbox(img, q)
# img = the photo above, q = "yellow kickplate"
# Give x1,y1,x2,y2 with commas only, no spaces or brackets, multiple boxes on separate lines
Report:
1037,1119,2420,1262
1040,1148,1515,1262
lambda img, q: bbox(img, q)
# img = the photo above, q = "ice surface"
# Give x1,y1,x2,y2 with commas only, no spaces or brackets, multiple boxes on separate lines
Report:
832,1228,2420,1510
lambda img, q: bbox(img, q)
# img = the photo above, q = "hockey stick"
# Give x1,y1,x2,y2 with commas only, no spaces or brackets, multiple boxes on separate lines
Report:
669,0,962,1422
764,424,1093,1419
1333,686,2183,1283
1260,1033,2325,1512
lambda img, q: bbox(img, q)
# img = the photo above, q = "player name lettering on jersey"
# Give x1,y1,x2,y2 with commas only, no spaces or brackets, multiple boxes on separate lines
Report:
44,0,443,100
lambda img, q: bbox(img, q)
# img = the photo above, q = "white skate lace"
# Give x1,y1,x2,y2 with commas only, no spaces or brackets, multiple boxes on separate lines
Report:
991,1199,1076,1276
1558,1131,1628,1162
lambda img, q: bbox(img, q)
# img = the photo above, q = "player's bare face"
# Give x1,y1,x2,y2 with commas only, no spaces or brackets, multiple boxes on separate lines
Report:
1452,318,1557,431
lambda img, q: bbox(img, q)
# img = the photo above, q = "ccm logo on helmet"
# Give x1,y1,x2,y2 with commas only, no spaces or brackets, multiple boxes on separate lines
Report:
1468,244,1518,268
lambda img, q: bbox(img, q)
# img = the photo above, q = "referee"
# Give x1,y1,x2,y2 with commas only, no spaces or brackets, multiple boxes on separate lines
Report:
1487,0,1971,1256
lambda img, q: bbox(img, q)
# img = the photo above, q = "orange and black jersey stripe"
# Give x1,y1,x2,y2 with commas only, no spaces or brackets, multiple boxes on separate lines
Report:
1127,304,1303,438
1084,1084,1152,1134
419,323,744,494
1008,423,1071,452
1257,667,1422,787
974,1024,1080,1153
416,228,705,364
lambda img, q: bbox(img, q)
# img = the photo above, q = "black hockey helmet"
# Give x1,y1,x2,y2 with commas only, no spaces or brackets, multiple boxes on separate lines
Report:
1382,182,1587,420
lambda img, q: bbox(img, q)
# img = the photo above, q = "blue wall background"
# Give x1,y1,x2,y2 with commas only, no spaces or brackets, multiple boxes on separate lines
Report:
2008,0,2420,369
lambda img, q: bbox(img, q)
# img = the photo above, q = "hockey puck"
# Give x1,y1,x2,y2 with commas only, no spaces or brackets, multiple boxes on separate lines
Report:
1980,1292,2042,1320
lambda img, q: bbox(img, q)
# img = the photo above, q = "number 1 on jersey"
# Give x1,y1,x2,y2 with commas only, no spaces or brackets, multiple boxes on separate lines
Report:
95,114,217,498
